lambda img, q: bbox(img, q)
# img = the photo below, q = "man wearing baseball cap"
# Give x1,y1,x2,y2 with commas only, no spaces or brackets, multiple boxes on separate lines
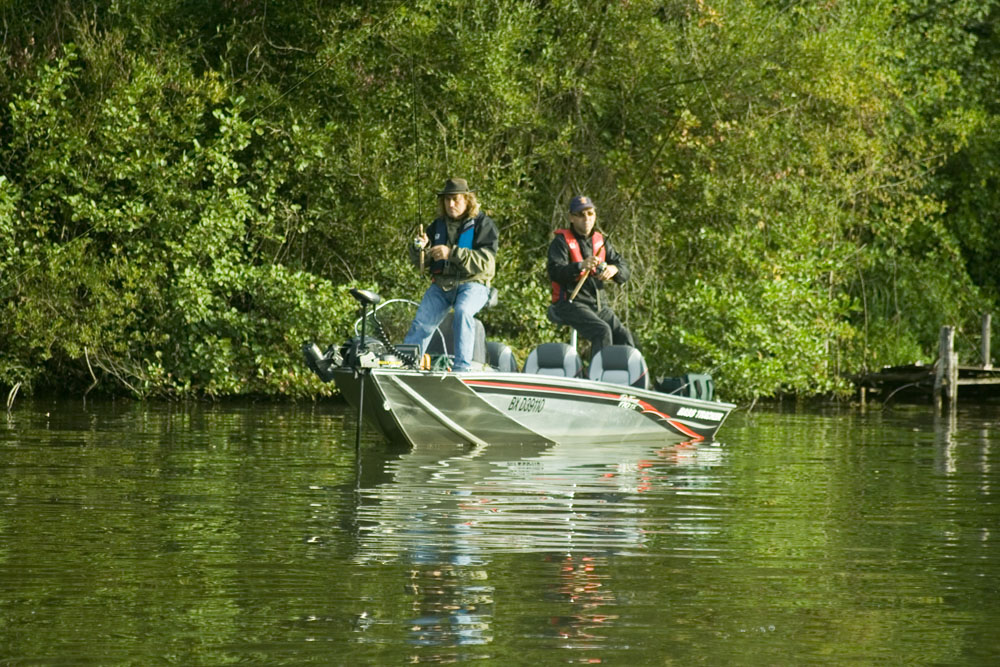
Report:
547,195,634,358
403,178,499,372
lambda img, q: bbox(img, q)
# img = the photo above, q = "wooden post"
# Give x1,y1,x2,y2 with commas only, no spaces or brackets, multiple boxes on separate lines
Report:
934,326,956,411
934,327,944,411
983,313,992,370
950,347,959,406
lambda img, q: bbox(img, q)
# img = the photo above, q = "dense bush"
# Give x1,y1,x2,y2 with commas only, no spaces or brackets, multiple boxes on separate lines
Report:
1,0,997,402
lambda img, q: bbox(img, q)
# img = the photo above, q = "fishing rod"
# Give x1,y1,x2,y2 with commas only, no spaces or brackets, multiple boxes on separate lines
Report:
568,260,608,302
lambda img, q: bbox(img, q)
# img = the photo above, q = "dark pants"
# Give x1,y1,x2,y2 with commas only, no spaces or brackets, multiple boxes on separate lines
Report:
551,300,634,358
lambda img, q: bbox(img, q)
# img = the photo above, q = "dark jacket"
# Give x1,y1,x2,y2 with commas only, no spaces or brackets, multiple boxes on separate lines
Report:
547,228,630,309
409,212,498,290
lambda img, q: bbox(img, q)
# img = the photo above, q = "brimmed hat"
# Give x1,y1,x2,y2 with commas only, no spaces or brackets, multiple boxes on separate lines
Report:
569,195,594,213
437,178,473,196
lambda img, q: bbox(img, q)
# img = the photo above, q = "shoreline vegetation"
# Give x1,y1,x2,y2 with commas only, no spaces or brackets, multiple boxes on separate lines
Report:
2,1,999,405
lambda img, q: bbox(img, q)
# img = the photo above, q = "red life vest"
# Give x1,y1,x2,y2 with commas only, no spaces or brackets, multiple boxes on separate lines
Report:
551,228,605,303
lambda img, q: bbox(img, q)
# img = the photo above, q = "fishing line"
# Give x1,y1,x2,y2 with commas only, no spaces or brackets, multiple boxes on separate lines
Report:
410,53,422,236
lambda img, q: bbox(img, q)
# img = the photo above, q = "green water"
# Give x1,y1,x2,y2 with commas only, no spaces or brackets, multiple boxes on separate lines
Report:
2,398,998,664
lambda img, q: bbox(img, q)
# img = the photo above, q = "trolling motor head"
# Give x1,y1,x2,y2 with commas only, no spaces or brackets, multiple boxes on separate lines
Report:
350,288,381,308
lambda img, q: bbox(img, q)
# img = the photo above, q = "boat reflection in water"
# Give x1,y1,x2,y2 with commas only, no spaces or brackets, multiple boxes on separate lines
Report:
352,438,726,652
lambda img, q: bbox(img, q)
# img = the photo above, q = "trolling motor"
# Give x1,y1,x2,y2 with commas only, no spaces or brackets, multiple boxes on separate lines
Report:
303,288,422,448
301,288,385,447
347,288,382,449
348,288,381,366
303,287,423,384
302,288,383,382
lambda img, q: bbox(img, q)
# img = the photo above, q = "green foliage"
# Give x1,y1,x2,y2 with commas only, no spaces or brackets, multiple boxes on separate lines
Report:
2,0,999,401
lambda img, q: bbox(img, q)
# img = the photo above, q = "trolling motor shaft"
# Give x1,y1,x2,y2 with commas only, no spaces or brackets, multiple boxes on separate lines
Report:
348,289,384,450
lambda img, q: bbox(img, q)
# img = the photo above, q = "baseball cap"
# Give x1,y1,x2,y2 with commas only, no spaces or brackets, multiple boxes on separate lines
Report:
569,195,594,213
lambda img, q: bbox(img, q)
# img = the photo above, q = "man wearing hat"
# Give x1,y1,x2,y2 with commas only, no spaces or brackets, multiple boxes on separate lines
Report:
403,178,499,372
547,195,634,358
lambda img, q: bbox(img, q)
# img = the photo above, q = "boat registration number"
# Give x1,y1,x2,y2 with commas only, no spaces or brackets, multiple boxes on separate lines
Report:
507,396,546,413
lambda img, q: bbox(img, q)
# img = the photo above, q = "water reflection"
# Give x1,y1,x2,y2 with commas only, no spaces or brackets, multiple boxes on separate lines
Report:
545,554,618,650
405,565,493,647
355,440,725,562
350,439,726,656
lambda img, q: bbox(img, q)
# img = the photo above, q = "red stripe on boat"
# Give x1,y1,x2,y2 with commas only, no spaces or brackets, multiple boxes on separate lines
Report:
464,379,621,400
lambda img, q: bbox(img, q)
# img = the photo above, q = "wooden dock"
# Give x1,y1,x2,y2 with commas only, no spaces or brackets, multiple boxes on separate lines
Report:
857,315,1000,408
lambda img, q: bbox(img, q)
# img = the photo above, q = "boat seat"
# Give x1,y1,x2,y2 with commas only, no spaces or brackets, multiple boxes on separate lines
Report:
588,345,649,389
425,311,487,363
486,341,519,373
523,342,582,377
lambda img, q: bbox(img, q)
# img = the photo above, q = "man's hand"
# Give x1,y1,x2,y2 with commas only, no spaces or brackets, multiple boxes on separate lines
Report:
582,256,616,280
597,263,618,281
429,244,451,261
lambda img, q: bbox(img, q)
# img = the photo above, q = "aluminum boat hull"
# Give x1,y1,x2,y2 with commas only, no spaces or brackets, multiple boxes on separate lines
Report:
334,368,734,446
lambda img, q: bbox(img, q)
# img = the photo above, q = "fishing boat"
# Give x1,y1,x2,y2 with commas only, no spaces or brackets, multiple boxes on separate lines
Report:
303,288,735,446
